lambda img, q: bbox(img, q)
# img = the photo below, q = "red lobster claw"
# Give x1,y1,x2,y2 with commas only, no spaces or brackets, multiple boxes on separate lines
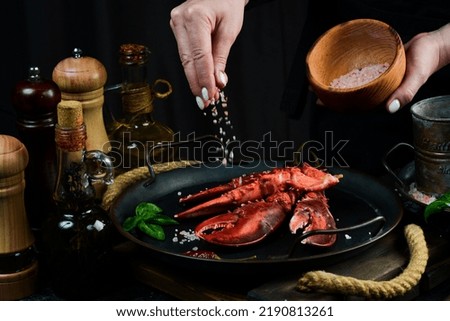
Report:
175,179,269,219
175,165,340,220
195,191,298,247
179,172,262,204
289,191,337,247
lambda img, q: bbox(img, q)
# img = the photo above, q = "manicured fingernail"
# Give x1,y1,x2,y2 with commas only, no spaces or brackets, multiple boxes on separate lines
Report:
196,96,205,110
201,87,209,101
219,71,228,87
388,99,401,113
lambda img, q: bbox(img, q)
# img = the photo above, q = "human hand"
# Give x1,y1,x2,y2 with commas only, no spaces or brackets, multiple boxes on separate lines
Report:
386,23,450,113
170,0,249,109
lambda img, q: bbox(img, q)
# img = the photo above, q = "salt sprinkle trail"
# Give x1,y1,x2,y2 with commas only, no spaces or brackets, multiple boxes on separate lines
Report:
204,90,238,164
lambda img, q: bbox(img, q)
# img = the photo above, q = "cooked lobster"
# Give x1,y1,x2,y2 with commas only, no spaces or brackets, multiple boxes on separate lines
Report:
175,163,341,247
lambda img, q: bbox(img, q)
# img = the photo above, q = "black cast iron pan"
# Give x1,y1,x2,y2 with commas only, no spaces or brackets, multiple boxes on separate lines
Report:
110,160,403,276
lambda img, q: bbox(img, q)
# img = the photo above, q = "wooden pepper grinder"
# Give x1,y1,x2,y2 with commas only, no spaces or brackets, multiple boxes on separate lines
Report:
0,135,38,300
52,48,110,154
11,66,61,233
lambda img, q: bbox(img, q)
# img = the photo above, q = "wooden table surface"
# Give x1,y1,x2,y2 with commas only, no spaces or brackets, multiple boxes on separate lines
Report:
114,217,450,301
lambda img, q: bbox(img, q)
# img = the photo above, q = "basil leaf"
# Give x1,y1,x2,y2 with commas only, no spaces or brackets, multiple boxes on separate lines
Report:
138,221,165,240
135,202,163,220
122,216,140,231
424,192,450,223
148,213,179,225
123,202,176,241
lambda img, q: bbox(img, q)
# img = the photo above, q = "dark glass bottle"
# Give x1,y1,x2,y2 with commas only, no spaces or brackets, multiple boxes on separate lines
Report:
108,43,174,173
11,66,61,234
42,100,115,299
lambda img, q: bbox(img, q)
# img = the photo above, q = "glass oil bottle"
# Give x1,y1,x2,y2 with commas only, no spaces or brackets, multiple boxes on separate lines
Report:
108,43,175,173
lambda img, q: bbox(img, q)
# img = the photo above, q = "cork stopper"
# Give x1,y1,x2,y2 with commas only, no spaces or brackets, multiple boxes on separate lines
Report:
119,43,150,65
57,100,84,128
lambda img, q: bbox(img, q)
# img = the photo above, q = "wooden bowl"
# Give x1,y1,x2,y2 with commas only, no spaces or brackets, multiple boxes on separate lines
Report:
306,19,406,112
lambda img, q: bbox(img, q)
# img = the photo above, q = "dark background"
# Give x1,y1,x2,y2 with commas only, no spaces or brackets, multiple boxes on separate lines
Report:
2,0,450,173
1,0,309,155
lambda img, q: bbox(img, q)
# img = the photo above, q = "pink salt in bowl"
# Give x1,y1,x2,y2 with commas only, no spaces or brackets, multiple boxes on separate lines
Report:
306,18,406,112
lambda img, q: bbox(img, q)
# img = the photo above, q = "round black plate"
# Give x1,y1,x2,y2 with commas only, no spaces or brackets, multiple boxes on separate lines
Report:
110,162,403,275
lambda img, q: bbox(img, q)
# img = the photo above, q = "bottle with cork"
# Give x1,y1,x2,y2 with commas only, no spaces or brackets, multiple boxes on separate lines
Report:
11,66,61,235
108,43,174,173
41,100,115,299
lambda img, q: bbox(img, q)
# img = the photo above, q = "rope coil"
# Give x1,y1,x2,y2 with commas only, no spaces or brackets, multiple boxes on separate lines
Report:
297,224,428,299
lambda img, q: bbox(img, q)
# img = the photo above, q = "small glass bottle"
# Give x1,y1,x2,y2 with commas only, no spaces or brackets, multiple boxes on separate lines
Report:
108,43,174,172
42,100,115,299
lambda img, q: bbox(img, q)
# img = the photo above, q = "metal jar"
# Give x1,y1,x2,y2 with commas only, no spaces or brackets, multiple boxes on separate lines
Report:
410,95,450,195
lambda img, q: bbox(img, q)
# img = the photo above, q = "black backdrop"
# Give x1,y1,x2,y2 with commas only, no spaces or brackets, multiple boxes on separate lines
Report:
1,0,309,160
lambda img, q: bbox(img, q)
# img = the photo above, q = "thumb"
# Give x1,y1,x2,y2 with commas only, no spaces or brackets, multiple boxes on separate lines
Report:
212,19,243,89
212,38,232,89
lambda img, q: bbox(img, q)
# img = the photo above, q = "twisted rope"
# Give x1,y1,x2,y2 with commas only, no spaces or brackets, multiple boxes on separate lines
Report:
297,224,428,299
102,160,199,211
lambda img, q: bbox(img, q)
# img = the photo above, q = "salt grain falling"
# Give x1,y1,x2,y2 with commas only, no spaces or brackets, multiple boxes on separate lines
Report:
204,90,238,164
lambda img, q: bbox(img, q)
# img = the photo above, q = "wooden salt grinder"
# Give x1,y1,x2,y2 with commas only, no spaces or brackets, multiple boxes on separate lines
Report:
0,135,38,300
52,48,110,154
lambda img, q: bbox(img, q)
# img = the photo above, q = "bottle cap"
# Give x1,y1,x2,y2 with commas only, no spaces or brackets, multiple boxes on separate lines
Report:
57,100,84,128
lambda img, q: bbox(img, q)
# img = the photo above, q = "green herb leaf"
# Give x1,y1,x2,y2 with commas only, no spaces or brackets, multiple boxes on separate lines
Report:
135,202,163,219
122,202,178,241
138,221,166,240
122,216,140,231
148,213,179,225
424,192,450,223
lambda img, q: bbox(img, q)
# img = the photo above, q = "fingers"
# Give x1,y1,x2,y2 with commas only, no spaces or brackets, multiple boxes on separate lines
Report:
211,26,235,89
170,0,247,110
386,68,425,113
386,33,438,113
170,4,217,109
